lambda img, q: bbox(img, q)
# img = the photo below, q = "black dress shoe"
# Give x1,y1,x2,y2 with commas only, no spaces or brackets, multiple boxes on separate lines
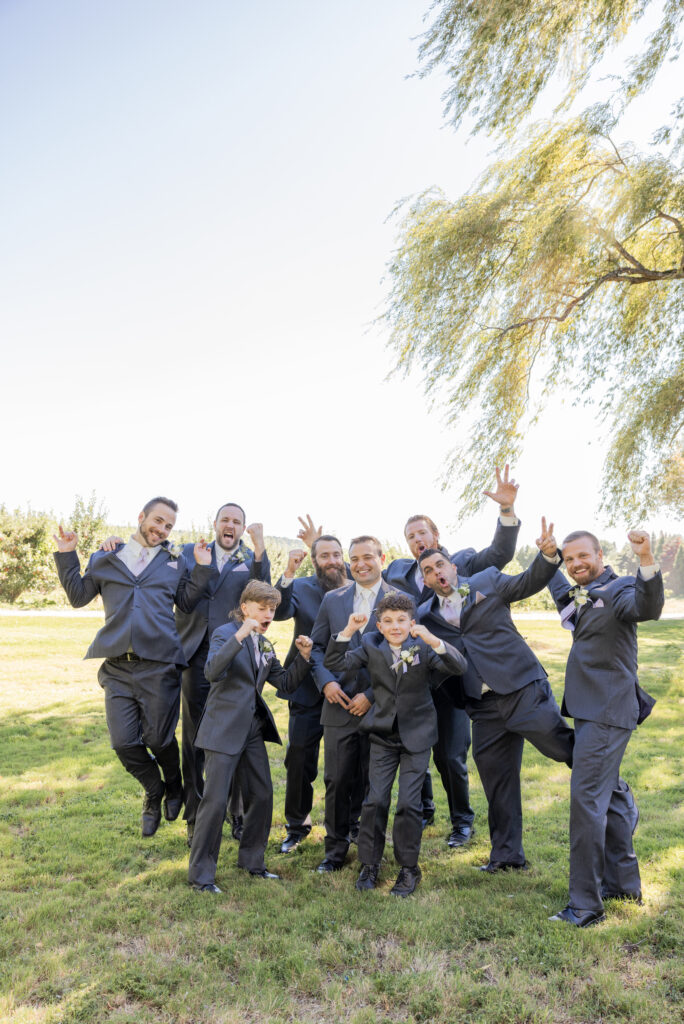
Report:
476,859,528,873
356,864,380,891
246,868,280,879
421,811,435,829
447,825,474,848
141,791,163,837
186,821,194,849
191,882,222,894
601,887,643,904
390,865,422,898
163,780,184,822
279,831,307,854
316,858,344,873
349,821,360,843
549,905,605,927
231,814,244,841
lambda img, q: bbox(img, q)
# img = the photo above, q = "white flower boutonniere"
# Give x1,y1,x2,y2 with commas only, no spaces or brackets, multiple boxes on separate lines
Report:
163,542,183,559
259,637,275,657
457,583,470,599
392,644,421,672
233,545,249,564
568,585,591,608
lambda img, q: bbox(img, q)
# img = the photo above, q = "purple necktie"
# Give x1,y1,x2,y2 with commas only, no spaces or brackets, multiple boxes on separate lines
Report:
441,596,461,627
132,548,149,576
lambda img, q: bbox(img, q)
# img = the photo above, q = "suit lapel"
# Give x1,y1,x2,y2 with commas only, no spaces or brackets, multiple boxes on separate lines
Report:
245,633,258,676
104,545,137,583
576,568,614,623
138,546,172,581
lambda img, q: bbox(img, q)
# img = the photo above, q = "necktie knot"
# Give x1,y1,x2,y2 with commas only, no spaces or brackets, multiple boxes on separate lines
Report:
133,548,149,576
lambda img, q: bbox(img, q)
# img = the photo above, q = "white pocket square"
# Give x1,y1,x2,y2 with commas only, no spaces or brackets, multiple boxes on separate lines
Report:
593,598,604,608
234,563,249,572
475,591,486,604
168,561,178,569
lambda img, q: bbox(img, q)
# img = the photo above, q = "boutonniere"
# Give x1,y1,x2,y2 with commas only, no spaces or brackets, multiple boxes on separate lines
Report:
163,542,183,559
259,637,275,657
457,583,470,599
568,585,592,608
233,543,249,564
392,644,421,672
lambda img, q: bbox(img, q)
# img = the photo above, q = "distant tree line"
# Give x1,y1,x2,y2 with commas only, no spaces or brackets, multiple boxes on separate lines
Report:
0,498,408,607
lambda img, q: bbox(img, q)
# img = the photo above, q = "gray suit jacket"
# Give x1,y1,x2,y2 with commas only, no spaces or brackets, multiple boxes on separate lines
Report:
310,579,397,728
417,552,560,700
197,622,310,755
324,632,466,752
175,540,271,663
54,546,212,665
548,565,663,729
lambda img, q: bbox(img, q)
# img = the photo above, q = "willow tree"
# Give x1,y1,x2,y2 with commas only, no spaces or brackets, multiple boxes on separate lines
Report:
385,0,684,521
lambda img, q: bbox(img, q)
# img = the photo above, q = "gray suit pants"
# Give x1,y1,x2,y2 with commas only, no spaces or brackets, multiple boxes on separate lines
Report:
358,733,430,868
467,679,574,864
188,716,272,886
569,719,640,914
99,657,182,797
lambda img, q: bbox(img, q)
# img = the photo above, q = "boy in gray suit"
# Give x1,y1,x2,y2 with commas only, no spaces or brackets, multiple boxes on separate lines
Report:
188,581,313,893
325,592,467,897
547,529,664,927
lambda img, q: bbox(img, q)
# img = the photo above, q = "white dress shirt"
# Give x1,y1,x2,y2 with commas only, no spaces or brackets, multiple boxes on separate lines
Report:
117,535,162,573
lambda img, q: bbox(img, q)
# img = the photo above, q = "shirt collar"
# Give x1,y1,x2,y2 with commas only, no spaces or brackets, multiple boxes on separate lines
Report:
127,535,160,557
355,579,383,602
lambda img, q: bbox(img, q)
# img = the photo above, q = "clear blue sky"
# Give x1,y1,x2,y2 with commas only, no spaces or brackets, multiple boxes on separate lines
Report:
1,0,679,551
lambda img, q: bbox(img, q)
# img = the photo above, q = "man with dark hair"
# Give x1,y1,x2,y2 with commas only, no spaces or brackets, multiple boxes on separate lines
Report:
384,466,522,851
311,535,397,872
417,518,575,873
175,503,271,846
547,529,663,927
273,521,350,853
325,593,466,896
53,498,213,837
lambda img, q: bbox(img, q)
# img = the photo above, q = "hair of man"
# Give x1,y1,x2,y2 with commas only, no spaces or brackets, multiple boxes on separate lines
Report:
215,501,246,524
404,513,439,536
376,592,417,619
311,534,343,561
349,534,383,557
142,496,179,516
417,545,451,565
561,530,601,552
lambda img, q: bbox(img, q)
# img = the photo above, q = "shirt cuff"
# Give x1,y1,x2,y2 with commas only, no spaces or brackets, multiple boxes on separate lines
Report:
334,633,352,643
279,575,294,588
499,514,519,526
638,562,660,580
434,641,446,655
542,552,561,564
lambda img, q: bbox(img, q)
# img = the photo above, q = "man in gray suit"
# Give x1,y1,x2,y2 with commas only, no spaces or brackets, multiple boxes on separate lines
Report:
53,497,213,836
547,529,663,927
174,504,270,845
417,518,574,872
310,535,397,872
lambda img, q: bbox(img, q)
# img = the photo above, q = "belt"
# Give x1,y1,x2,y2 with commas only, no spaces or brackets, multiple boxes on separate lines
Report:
109,652,143,663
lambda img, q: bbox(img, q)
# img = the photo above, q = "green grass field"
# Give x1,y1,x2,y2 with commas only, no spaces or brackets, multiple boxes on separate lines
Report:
1,616,682,1024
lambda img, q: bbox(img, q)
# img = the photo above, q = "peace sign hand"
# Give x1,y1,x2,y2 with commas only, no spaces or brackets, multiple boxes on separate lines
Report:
297,514,322,550
535,517,557,557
